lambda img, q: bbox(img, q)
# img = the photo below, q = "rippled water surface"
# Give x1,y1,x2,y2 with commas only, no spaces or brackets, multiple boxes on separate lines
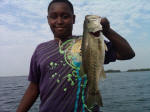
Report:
0,71,150,112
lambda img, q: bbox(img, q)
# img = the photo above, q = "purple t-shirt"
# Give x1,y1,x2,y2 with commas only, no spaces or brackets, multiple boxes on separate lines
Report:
28,38,116,112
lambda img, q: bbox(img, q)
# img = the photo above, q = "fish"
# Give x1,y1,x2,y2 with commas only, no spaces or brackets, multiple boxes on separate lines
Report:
80,15,107,108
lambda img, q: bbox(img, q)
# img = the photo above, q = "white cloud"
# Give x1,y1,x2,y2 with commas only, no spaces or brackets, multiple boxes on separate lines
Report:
0,0,9,7
1,0,149,37
0,0,150,76
104,47,150,71
8,0,49,17
72,0,150,36
0,25,50,76
0,14,19,24
0,45,35,76
38,23,54,40
0,13,41,31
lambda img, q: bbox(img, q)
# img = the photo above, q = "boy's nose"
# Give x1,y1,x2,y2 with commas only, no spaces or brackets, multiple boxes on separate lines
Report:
57,17,63,24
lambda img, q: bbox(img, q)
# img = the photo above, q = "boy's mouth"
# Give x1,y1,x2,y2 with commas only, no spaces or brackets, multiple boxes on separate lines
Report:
55,27,65,33
55,26,65,30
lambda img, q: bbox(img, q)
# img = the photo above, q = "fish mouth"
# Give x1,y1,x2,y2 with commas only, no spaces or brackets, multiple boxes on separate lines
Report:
90,30,100,37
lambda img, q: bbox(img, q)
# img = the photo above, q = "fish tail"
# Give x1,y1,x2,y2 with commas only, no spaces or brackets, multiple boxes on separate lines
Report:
87,90,103,108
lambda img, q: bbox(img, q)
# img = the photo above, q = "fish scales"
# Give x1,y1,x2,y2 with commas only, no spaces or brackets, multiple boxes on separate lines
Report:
80,15,107,109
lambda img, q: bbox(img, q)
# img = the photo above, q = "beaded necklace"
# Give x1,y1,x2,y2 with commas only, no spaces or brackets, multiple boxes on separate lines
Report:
58,37,91,112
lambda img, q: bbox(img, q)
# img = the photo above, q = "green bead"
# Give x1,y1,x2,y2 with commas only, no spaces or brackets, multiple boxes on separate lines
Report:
68,55,72,59
60,50,64,54
71,82,75,86
52,74,55,78
64,88,67,92
50,62,53,66
67,74,72,77
67,78,71,82
57,79,60,83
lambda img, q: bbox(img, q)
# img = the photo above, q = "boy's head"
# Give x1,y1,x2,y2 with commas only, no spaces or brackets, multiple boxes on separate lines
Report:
47,0,75,40
48,0,74,14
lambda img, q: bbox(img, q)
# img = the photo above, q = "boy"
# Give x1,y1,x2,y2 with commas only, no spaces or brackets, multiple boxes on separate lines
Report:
17,0,135,112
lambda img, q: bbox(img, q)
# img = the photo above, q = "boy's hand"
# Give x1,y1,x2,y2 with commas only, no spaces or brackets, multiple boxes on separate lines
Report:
100,17,110,36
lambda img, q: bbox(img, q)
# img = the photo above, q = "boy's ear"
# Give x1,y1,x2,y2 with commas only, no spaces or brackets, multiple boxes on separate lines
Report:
47,16,50,25
73,15,76,24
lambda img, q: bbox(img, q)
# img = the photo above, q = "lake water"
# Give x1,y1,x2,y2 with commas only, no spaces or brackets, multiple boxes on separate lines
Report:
0,71,150,112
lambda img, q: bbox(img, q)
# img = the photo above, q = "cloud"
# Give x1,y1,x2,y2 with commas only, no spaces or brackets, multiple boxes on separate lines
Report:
1,0,149,37
0,44,35,76
7,0,49,17
0,0,9,6
0,13,19,24
72,0,150,36
0,25,51,76
0,0,150,76
0,25,50,46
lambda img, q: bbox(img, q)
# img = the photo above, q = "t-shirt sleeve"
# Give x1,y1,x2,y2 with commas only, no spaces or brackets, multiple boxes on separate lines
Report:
104,41,117,64
28,48,40,84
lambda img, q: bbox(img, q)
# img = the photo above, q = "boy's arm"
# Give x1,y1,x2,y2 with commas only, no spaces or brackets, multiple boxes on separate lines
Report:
101,18,135,60
16,82,39,112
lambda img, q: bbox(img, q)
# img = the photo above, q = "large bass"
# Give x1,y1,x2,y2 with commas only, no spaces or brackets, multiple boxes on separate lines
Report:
80,15,107,108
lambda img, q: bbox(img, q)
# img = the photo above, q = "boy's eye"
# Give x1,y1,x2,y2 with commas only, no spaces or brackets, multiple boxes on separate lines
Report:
48,13,71,20
62,14,69,19
50,16,57,19
48,14,57,19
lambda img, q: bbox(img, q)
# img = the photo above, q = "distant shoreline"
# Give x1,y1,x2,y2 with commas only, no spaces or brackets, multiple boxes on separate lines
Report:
127,68,150,72
105,68,150,73
105,70,121,73
0,69,150,77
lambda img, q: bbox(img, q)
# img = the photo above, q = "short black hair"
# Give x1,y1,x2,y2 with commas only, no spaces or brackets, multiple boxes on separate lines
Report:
48,0,74,14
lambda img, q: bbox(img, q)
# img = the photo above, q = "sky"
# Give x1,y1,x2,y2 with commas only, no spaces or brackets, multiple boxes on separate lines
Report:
0,0,150,76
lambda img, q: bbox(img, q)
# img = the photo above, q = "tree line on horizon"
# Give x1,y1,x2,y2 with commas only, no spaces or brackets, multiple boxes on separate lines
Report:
105,68,150,73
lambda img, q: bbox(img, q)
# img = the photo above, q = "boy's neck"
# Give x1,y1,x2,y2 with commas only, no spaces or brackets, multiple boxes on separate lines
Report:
54,36,73,42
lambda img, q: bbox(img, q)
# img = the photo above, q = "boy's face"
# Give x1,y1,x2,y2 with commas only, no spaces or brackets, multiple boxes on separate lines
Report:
47,2,75,40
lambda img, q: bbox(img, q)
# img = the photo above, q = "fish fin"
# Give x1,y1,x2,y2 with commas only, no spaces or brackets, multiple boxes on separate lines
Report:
79,64,86,77
87,90,103,108
104,43,108,51
99,66,106,80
